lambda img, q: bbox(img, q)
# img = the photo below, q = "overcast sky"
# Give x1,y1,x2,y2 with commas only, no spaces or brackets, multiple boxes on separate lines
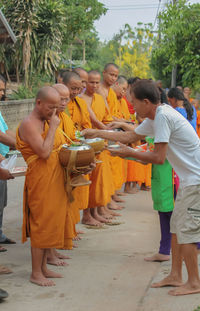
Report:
95,0,200,41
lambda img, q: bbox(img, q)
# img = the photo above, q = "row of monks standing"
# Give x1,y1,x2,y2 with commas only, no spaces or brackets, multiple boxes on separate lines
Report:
17,65,152,253
53,67,152,249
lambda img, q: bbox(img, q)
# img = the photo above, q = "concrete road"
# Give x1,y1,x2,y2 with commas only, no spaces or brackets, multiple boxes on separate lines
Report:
0,158,200,311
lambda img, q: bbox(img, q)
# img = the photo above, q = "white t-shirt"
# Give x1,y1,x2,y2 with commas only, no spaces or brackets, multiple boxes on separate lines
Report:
135,104,200,187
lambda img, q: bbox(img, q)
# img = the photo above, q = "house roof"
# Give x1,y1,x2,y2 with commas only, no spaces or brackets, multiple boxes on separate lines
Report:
0,9,16,44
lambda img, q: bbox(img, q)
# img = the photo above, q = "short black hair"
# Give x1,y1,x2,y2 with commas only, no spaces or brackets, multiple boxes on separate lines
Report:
62,71,81,85
131,79,160,105
128,77,141,86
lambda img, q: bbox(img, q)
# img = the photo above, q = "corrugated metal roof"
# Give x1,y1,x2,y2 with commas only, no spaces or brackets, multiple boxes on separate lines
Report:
0,9,16,44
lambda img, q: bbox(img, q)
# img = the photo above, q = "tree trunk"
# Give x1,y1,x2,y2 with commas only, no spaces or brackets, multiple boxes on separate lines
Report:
16,57,20,84
82,40,86,65
171,65,177,88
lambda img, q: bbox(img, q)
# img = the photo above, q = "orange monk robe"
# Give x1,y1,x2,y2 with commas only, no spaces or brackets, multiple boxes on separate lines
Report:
107,91,128,190
58,112,81,241
67,96,92,215
196,110,200,137
16,123,74,249
88,93,115,208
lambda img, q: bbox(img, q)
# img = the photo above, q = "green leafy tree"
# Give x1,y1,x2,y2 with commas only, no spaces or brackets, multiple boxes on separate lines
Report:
150,0,200,89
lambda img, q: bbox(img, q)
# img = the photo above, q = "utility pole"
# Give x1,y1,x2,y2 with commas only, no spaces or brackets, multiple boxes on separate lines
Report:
171,0,177,87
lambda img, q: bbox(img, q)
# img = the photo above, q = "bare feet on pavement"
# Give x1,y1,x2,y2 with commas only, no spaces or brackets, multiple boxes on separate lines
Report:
144,253,170,262
151,275,183,288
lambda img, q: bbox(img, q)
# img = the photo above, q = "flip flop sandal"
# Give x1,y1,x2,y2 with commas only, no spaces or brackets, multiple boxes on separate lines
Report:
0,238,16,244
0,267,13,275
0,246,7,252
106,221,125,226
0,289,8,299
85,225,108,229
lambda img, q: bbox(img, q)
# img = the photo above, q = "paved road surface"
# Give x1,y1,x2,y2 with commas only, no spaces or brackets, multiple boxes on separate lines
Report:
0,158,200,311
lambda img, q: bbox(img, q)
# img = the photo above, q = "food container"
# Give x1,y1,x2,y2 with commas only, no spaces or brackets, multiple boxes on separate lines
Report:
11,166,27,177
83,138,105,154
59,143,95,168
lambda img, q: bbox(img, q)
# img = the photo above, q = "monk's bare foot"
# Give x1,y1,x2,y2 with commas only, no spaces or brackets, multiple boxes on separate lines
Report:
151,275,183,288
93,213,112,223
55,250,71,260
73,235,81,241
73,243,78,248
0,265,12,275
112,194,125,203
76,230,85,235
108,200,124,210
47,257,68,266
82,216,102,227
30,273,55,286
116,191,127,196
125,188,138,194
140,185,151,191
98,207,114,220
42,268,63,279
144,253,170,262
168,281,200,296
109,210,121,217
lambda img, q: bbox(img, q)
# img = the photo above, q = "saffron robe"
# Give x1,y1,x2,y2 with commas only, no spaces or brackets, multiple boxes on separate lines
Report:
88,93,115,208
16,122,74,248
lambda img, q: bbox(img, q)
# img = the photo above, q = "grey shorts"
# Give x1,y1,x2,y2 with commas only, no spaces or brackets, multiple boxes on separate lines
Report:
170,184,200,244
0,180,7,211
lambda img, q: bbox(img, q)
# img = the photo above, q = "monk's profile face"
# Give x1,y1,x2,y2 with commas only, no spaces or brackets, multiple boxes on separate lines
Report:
103,66,119,87
87,74,101,95
57,88,70,113
37,91,60,120
67,78,82,99
115,81,128,100
79,71,88,90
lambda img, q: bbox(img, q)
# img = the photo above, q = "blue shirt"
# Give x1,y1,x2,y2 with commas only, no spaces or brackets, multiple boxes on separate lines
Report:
175,106,197,131
0,112,9,157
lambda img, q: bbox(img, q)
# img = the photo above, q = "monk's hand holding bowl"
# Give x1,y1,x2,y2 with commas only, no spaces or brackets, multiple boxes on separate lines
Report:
108,142,133,159
81,129,99,139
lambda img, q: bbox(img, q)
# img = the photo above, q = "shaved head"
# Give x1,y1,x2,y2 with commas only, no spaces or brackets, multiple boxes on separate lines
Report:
73,67,87,75
62,71,81,85
52,83,69,94
104,63,119,72
117,75,127,85
36,86,60,103
88,70,101,77
52,84,70,113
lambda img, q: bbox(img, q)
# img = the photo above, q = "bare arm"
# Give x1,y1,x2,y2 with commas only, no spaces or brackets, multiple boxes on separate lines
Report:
108,121,137,132
0,131,16,148
6,130,16,139
87,105,107,130
19,110,60,160
81,128,144,144
109,142,168,165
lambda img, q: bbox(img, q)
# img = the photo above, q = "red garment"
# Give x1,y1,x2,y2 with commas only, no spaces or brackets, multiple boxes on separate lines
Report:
124,96,135,115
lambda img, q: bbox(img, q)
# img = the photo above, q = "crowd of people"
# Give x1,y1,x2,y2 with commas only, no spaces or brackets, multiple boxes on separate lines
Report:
0,64,200,299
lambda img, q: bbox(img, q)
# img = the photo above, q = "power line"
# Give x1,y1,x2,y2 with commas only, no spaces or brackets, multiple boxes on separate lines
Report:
153,0,162,28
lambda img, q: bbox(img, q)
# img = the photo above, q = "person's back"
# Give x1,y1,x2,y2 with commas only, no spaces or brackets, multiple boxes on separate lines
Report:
142,104,200,186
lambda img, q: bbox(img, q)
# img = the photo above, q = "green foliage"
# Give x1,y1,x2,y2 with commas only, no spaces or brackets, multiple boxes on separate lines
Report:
150,0,200,89
9,74,54,100
194,307,200,311
0,0,107,86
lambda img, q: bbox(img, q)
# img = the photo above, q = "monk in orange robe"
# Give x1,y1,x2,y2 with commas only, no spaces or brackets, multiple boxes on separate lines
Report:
52,83,80,249
16,87,72,286
62,71,92,230
97,64,126,210
81,70,119,225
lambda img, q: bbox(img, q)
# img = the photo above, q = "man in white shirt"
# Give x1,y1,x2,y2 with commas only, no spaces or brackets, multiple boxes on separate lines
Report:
82,79,200,296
